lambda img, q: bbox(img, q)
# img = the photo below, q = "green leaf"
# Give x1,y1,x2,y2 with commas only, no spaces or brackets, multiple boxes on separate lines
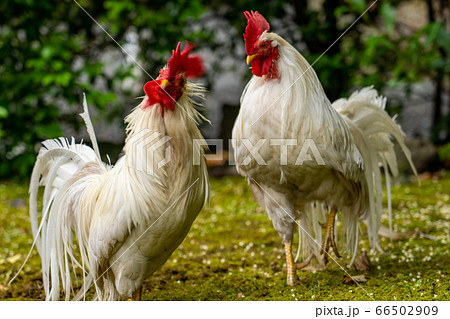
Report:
42,74,54,86
55,72,72,86
335,6,349,17
36,123,62,139
41,46,53,59
425,23,442,48
347,0,366,12
380,2,396,34
436,28,450,53
0,106,8,118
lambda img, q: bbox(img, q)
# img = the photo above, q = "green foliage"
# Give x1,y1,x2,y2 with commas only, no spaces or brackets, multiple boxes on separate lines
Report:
438,143,450,161
0,0,207,178
380,2,396,35
357,21,449,88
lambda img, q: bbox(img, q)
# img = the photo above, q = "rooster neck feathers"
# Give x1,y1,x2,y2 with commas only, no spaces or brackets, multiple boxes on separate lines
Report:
242,35,337,136
124,81,208,178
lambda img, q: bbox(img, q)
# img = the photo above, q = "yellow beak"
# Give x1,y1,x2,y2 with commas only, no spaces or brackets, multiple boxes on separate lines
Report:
246,54,259,65
161,79,169,89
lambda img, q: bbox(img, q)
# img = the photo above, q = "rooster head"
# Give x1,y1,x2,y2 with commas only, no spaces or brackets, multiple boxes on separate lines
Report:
143,42,204,116
243,11,279,78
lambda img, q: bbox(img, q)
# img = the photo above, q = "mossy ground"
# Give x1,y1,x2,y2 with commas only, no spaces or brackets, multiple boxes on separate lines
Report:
0,172,448,301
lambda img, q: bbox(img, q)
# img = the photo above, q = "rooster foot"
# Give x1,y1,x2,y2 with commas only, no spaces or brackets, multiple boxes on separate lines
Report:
353,251,371,273
126,286,142,301
284,242,299,286
296,253,313,270
320,207,341,264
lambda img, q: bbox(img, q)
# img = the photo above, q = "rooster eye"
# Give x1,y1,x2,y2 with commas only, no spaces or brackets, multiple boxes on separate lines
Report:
261,42,268,48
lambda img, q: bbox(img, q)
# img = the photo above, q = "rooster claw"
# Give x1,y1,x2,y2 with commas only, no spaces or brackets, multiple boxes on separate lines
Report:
296,253,313,270
320,207,341,264
126,287,142,301
286,274,299,287
353,251,371,272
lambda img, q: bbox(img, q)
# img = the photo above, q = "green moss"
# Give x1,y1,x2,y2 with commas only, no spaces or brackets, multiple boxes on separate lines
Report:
0,173,449,300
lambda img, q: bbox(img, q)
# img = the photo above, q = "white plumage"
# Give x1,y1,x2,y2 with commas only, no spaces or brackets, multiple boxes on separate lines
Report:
29,79,209,300
233,13,416,285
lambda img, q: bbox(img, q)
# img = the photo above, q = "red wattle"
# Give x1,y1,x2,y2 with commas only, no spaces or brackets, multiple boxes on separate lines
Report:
250,47,279,78
143,79,181,116
251,56,272,77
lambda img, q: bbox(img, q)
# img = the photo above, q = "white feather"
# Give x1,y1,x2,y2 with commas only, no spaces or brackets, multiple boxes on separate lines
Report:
28,84,209,300
233,32,417,267
79,93,101,160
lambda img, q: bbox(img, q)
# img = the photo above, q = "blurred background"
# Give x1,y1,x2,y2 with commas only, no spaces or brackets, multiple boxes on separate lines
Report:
0,0,449,179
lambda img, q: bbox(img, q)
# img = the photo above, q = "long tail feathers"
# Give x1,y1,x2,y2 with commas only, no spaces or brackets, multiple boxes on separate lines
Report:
27,138,98,299
334,87,417,254
11,95,103,300
80,93,101,161
295,87,417,267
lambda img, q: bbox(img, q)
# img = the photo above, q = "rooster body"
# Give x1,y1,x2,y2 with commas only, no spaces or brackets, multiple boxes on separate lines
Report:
233,12,416,284
29,44,209,300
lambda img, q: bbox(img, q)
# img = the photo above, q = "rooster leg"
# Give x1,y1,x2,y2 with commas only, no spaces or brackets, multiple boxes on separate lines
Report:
320,207,341,264
284,242,298,286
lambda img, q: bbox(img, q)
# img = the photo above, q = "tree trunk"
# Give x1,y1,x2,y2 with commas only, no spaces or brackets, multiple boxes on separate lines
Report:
427,0,446,144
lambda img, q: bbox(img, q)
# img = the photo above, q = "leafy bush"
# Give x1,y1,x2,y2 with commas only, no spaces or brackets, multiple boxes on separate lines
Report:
0,0,206,178
1,0,448,178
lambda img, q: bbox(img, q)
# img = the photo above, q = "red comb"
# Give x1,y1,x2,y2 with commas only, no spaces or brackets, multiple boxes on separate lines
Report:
143,42,204,114
243,11,270,54
166,42,204,79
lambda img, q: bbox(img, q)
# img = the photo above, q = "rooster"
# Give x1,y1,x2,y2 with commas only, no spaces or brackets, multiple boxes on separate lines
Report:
27,43,209,300
232,11,416,286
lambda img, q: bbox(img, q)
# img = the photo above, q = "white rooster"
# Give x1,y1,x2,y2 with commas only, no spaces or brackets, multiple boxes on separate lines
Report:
28,43,209,300
232,11,416,286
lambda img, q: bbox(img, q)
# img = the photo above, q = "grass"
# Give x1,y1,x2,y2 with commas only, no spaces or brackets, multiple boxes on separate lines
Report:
0,172,449,301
